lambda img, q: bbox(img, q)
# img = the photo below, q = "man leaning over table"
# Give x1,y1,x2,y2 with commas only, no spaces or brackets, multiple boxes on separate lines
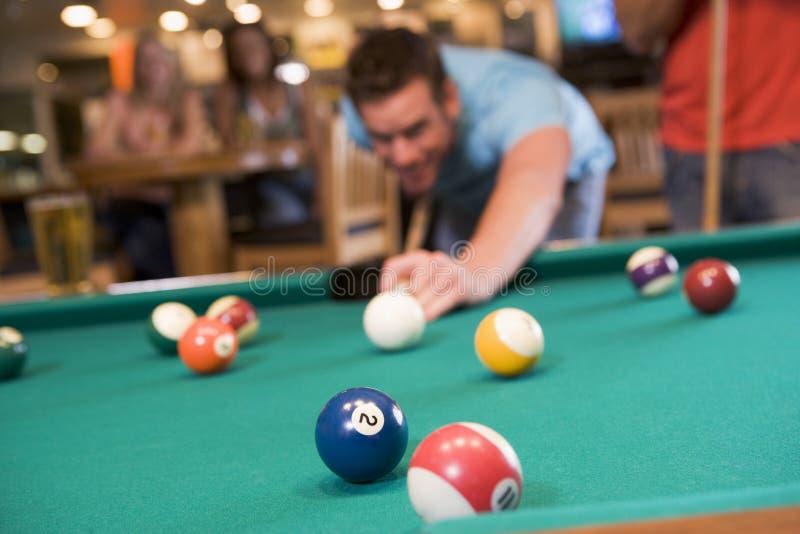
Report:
341,29,615,321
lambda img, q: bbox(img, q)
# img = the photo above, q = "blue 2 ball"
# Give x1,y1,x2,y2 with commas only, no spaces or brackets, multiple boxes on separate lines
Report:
315,387,408,483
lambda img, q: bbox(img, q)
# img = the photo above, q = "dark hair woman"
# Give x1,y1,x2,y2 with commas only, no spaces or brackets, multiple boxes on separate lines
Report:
214,22,320,231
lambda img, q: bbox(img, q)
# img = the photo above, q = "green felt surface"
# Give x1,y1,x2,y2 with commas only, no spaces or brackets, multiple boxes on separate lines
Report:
1,224,799,533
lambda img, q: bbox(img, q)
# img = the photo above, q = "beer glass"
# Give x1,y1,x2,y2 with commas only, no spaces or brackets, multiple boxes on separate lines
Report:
26,192,93,296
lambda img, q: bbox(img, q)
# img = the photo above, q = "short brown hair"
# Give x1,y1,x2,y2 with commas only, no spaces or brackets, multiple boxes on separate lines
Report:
346,28,446,106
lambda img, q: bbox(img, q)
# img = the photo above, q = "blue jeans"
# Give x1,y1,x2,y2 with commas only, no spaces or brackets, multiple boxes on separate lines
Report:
106,199,174,280
664,143,800,232
428,173,607,253
546,173,607,242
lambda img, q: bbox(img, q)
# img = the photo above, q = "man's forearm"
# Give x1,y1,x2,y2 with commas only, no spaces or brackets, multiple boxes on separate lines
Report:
614,0,686,54
462,130,568,300
467,174,561,285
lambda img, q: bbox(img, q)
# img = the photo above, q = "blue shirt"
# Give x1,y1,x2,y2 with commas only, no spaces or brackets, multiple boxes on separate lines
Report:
342,45,615,216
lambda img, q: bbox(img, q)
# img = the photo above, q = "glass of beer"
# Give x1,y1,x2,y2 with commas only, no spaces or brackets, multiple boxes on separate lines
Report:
26,192,94,296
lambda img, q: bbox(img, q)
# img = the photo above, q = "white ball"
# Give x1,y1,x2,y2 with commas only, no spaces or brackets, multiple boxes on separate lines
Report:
363,292,425,350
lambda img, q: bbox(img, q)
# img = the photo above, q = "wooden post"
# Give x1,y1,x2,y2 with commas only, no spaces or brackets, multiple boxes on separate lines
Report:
170,178,230,276
703,0,728,232
383,167,402,257
404,195,432,252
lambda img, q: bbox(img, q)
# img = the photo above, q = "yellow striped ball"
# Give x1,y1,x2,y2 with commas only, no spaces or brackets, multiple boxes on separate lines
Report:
474,308,544,377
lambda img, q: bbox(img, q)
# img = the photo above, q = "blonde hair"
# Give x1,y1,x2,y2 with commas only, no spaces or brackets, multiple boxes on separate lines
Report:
131,32,185,110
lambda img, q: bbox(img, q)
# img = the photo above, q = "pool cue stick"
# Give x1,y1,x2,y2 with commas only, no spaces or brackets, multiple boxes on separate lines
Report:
703,0,728,232
404,195,432,252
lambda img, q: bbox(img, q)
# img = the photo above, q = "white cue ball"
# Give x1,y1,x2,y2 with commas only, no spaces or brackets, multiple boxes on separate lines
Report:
363,292,426,351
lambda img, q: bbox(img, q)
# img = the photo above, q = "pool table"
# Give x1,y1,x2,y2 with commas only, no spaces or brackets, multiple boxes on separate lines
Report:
1,223,799,533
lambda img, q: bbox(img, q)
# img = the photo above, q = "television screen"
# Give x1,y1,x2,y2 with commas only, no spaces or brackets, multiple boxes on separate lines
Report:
557,0,621,46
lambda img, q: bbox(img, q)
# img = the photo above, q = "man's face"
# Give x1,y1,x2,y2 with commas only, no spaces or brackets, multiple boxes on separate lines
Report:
358,78,460,197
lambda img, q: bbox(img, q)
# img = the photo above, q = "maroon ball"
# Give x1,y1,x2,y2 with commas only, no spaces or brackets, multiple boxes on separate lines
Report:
683,259,740,314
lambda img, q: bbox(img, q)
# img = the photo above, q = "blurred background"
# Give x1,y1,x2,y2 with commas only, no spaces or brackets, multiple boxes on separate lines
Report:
0,0,721,298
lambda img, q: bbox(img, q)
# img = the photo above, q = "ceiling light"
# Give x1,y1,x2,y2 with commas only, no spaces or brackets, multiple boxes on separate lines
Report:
202,28,223,49
226,0,246,12
86,17,116,39
0,131,19,152
159,11,189,32
275,62,310,85
20,134,47,154
304,0,333,18
378,0,404,10
234,3,262,24
37,63,60,83
60,4,97,28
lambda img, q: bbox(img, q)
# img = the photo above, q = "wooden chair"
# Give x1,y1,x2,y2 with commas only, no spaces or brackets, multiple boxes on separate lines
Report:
232,114,401,271
588,87,672,237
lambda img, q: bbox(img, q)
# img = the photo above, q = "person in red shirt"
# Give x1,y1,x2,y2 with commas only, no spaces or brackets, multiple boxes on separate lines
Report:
615,0,800,231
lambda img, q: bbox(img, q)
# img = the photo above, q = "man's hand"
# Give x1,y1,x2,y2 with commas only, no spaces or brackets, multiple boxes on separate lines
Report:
380,250,491,322
381,127,570,323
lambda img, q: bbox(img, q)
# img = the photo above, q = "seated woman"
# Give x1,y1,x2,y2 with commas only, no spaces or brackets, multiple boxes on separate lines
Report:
85,33,210,280
214,22,319,233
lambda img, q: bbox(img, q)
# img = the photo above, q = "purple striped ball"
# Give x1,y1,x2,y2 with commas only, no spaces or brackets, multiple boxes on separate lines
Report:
626,246,679,297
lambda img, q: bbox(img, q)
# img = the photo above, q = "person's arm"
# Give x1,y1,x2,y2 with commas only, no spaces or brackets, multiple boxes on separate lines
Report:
173,89,208,155
614,0,686,54
463,127,568,292
382,127,570,321
83,91,126,160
